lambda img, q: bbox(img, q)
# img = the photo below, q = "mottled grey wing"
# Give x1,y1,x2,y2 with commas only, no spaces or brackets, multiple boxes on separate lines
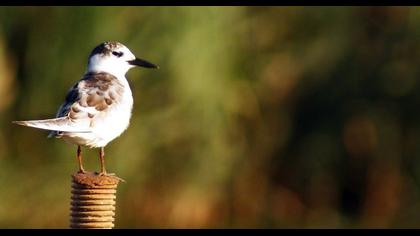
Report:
49,72,124,138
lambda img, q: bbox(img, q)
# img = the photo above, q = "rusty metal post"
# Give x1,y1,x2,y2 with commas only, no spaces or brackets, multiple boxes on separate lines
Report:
70,172,123,229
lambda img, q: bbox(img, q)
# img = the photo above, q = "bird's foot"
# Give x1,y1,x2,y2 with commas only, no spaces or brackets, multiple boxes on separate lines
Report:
95,171,115,176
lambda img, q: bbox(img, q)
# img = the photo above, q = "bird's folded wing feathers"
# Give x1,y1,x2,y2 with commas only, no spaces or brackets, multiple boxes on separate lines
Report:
13,72,123,135
58,72,123,124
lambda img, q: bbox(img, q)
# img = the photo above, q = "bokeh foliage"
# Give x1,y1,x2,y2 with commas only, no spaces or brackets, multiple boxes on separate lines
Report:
0,6,420,228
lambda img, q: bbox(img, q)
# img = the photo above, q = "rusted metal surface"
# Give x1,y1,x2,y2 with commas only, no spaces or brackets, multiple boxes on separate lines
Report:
70,172,122,229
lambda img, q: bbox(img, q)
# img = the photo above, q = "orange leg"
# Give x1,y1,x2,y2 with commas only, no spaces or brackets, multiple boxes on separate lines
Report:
77,146,85,173
99,147,107,175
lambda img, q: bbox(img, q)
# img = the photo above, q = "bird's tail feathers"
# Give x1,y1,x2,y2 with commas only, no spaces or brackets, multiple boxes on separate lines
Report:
13,117,92,133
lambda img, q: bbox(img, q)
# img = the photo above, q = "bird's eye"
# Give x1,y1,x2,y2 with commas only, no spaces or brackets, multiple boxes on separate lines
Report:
112,51,124,57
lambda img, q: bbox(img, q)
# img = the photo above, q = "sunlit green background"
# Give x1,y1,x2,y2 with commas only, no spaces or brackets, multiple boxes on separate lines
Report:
1,6,420,228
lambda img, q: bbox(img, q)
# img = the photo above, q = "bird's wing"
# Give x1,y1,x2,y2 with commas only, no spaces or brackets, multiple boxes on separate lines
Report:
14,72,125,137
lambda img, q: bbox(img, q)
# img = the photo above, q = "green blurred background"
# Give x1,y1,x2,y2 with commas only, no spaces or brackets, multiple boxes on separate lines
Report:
0,6,420,228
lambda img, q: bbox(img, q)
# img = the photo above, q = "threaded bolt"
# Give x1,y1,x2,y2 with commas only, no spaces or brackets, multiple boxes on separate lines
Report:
70,172,123,229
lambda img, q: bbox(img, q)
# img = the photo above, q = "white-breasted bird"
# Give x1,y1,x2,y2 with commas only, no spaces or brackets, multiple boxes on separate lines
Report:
13,41,158,175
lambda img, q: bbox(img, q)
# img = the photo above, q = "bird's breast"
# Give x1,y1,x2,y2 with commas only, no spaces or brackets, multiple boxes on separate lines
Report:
91,88,133,143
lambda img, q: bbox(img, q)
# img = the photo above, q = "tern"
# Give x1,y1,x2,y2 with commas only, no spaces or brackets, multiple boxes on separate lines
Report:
13,41,158,175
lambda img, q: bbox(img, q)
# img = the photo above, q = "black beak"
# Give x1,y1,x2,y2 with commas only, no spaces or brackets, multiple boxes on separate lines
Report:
128,58,159,69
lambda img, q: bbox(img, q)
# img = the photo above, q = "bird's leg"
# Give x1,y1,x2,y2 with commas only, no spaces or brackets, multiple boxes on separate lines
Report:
99,147,107,175
77,146,85,173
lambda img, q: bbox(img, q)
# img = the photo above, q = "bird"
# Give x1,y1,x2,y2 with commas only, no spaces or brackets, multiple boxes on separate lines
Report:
13,41,158,175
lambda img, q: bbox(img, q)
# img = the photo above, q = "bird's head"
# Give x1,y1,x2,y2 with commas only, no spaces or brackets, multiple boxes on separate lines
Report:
87,41,158,77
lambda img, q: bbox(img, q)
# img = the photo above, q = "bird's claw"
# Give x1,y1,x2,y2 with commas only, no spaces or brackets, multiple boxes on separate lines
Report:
95,171,115,176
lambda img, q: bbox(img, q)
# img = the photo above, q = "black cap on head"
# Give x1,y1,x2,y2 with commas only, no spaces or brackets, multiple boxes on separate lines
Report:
89,41,121,58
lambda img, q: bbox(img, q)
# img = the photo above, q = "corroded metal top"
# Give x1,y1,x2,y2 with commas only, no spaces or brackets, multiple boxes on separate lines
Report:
72,172,124,188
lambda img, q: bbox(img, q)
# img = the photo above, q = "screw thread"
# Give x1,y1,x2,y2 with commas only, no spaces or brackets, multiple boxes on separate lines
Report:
69,172,122,229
